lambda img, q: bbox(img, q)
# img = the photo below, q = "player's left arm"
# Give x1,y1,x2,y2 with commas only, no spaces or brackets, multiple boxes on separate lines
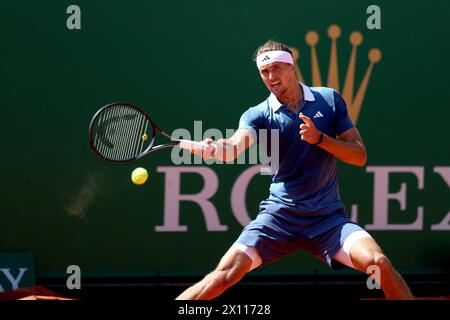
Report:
299,114,367,166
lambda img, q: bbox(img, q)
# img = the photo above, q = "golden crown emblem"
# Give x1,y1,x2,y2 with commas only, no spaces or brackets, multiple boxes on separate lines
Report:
292,25,382,124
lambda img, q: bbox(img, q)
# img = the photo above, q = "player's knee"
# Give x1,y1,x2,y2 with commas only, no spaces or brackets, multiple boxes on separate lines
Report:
373,253,391,270
365,253,391,273
354,251,390,273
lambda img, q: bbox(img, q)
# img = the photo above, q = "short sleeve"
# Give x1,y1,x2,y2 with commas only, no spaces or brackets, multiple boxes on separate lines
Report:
238,106,265,132
333,91,354,135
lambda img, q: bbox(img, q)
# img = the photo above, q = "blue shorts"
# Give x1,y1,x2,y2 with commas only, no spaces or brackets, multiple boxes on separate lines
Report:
235,201,365,269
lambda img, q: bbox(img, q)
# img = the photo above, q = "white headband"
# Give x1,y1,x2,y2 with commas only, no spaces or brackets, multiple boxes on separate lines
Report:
256,50,294,69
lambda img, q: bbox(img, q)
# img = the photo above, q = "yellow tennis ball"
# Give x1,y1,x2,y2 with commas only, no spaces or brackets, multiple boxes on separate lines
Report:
131,167,148,185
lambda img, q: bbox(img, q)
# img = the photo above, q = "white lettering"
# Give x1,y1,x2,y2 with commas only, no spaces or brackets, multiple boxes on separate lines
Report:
365,166,424,230
0,268,27,291
231,165,269,226
66,265,81,289
366,5,381,30
155,167,227,232
366,265,381,289
431,167,450,230
66,5,81,30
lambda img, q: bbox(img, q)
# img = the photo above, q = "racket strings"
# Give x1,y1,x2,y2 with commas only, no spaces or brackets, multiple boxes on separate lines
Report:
92,104,152,161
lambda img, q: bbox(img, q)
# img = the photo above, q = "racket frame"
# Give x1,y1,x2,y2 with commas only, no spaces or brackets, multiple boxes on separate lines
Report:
89,102,212,163
89,102,175,162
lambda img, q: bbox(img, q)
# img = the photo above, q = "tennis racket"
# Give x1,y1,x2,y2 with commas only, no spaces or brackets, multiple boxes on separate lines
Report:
88,102,216,162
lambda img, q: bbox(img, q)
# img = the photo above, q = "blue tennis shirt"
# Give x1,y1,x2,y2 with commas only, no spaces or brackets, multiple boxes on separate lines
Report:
238,83,354,216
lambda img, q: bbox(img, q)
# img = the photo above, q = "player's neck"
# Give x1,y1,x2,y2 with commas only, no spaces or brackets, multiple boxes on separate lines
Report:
279,82,304,113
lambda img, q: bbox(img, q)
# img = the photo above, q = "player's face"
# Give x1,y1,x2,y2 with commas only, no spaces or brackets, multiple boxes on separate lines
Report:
259,62,295,96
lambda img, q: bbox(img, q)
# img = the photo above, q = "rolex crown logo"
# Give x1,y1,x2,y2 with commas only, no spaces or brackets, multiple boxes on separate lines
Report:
292,25,382,124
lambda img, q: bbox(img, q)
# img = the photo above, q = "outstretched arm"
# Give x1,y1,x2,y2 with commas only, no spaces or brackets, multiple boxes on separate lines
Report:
299,113,367,167
193,128,256,162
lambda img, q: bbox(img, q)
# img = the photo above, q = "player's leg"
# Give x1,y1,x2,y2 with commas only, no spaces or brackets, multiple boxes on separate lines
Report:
175,244,261,300
333,229,414,300
348,236,413,299
176,204,300,300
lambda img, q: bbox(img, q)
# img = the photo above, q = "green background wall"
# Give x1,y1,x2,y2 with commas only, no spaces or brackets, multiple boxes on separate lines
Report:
1,0,449,278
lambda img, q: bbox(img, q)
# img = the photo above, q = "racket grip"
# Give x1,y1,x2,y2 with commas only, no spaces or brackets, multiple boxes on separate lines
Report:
179,139,218,155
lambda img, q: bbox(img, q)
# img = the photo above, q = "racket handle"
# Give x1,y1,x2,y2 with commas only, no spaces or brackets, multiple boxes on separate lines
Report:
178,139,218,155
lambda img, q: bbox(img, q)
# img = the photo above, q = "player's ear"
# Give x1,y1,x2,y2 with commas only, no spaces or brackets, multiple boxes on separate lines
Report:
288,63,295,73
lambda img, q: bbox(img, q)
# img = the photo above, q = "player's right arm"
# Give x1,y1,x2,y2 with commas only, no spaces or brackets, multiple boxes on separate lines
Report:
194,105,263,161
197,128,256,162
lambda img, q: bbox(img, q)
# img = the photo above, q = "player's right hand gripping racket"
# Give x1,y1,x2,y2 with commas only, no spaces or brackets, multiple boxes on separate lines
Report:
88,102,217,162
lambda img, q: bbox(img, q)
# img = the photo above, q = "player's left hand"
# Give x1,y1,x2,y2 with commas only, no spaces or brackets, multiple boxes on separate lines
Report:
299,113,322,144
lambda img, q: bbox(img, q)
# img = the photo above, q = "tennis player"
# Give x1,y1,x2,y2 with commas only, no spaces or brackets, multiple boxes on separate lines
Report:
176,40,414,300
